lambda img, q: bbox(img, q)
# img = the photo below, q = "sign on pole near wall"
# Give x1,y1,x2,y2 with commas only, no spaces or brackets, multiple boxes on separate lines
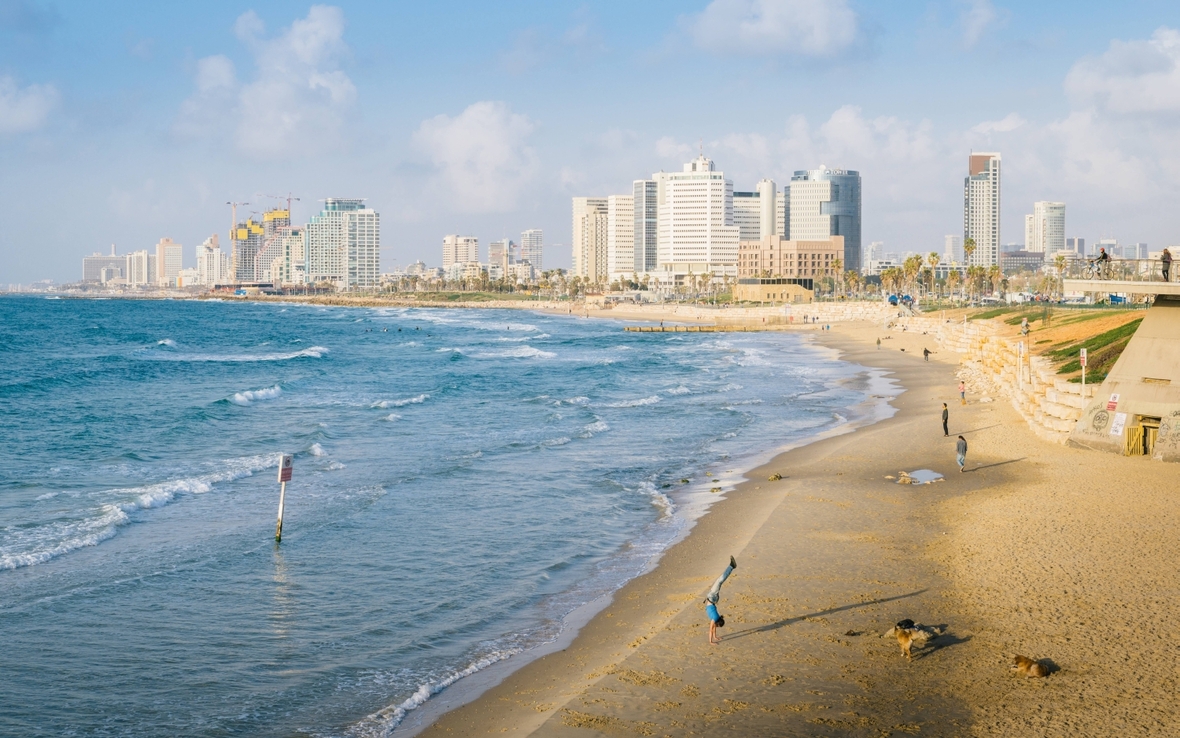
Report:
1080,348,1087,367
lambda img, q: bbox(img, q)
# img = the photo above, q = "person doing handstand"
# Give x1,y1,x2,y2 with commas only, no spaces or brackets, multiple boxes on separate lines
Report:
704,556,737,644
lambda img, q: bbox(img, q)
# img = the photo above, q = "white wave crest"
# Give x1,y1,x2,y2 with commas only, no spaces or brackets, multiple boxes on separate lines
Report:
372,394,428,409
471,346,555,359
349,650,518,736
231,385,282,406
580,419,610,437
541,436,571,447
0,455,277,571
603,395,660,408
138,346,329,362
383,413,401,422
157,339,177,347
665,385,691,395
564,396,590,405
309,443,328,457
326,461,346,471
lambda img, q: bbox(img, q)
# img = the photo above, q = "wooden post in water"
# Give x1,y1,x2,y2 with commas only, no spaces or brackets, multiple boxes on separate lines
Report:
276,454,293,543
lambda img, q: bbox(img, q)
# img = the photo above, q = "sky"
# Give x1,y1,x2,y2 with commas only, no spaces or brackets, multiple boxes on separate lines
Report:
3,0,1180,282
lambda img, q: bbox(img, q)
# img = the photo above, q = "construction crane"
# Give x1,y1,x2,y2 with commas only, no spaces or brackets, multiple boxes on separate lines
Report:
259,192,300,220
227,201,249,243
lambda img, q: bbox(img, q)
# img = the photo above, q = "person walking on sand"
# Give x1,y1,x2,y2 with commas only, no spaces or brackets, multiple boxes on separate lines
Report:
942,403,949,437
959,381,966,405
923,347,931,362
877,337,881,350
704,556,737,645
956,435,968,472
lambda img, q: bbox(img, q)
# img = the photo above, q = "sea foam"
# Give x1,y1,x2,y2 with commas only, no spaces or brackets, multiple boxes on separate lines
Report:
231,385,282,406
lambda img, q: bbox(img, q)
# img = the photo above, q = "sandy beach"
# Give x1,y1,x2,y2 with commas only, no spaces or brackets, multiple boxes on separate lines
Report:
408,319,1178,737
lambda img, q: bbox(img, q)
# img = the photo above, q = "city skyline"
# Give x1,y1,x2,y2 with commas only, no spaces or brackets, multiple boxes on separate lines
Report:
5,1,1180,282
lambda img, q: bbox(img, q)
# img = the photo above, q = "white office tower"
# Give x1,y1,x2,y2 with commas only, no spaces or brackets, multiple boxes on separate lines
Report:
756,179,778,238
82,245,125,283
154,238,183,286
442,235,479,268
632,180,658,273
520,229,543,271
197,234,231,286
656,156,739,281
306,199,380,289
789,166,862,272
1024,214,1035,251
943,235,963,264
126,250,156,286
270,227,307,285
572,197,609,281
964,152,1001,267
1030,202,1065,255
489,239,515,278
732,191,761,242
607,195,635,279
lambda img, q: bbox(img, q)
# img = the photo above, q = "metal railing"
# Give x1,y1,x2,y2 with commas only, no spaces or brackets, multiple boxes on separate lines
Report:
1063,258,1174,283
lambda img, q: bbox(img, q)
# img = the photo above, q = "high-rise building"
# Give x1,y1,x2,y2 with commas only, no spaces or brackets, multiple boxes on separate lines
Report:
734,181,786,244
305,199,380,289
232,217,264,282
520,229,543,271
126,250,156,286
82,245,125,283
944,235,963,264
442,235,479,268
271,227,307,285
253,208,292,282
572,197,609,281
489,239,516,277
154,237,183,286
1029,201,1065,255
1066,237,1086,255
197,234,231,286
632,180,658,273
1025,214,1035,251
607,194,635,279
656,156,739,279
790,166,862,272
964,152,1001,267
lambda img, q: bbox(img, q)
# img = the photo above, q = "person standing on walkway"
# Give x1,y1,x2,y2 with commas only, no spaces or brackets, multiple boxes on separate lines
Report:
959,381,966,405
942,403,949,437
956,435,968,472
704,556,737,645
1163,248,1173,283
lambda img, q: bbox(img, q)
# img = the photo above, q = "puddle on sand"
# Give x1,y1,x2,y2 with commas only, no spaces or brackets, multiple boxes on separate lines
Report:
904,469,944,484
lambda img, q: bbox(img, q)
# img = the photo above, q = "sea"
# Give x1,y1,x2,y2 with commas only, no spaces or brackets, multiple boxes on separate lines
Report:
0,296,891,737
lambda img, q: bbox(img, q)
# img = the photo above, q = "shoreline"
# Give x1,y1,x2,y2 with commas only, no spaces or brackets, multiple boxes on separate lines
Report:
375,326,901,736
405,324,957,736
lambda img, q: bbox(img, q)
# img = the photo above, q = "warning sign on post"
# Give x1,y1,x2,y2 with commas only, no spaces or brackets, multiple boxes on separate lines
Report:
1106,393,1120,411
1080,348,1087,368
278,454,293,483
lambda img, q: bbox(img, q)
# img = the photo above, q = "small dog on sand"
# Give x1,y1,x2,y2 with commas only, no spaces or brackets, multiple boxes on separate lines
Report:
884,619,942,661
1010,654,1049,678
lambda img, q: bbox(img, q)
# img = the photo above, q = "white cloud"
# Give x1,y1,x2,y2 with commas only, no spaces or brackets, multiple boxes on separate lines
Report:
961,0,998,48
687,0,858,57
175,5,356,159
413,101,539,213
972,112,1025,134
655,136,693,159
0,75,58,134
1065,27,1180,114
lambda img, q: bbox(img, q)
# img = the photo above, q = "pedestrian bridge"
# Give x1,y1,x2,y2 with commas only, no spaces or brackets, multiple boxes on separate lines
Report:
1061,258,1179,296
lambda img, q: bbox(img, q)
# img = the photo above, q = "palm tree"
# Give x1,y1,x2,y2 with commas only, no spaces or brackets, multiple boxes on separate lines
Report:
946,269,962,301
927,252,941,296
963,237,976,266
902,254,924,294
987,264,1003,296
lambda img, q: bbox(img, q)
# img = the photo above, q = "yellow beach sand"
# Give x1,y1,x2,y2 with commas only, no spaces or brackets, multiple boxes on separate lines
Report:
408,319,1177,737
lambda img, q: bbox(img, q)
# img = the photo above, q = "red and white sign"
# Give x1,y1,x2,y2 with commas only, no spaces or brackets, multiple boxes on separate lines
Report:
278,454,293,483
1106,393,1120,411
1080,348,1087,368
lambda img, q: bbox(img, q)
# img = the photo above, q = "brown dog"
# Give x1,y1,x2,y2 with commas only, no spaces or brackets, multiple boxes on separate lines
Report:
1011,654,1049,678
896,628,918,660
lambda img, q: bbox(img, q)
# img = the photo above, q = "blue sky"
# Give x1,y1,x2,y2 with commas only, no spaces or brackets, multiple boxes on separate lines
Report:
3,0,1180,282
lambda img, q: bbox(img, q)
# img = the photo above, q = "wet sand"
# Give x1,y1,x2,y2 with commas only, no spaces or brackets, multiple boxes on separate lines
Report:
407,319,1179,737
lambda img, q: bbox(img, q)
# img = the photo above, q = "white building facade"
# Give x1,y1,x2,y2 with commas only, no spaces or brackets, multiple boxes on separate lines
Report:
1030,201,1065,255
155,238,183,286
306,199,380,289
442,235,479,268
520,229,543,271
196,235,231,286
790,166,862,273
656,156,740,284
572,197,609,282
607,194,635,280
964,152,1001,267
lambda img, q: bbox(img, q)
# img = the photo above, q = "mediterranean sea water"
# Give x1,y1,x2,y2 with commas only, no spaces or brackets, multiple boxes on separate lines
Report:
0,297,879,737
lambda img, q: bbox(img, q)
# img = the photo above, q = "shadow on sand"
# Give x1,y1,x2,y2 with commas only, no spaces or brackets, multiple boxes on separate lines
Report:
968,457,1027,472
723,589,928,642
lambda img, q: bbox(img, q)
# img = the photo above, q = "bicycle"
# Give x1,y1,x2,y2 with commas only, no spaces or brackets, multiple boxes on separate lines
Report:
1081,260,1112,279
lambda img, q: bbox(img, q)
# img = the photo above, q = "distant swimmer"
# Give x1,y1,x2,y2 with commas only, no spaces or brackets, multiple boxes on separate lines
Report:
704,556,737,645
